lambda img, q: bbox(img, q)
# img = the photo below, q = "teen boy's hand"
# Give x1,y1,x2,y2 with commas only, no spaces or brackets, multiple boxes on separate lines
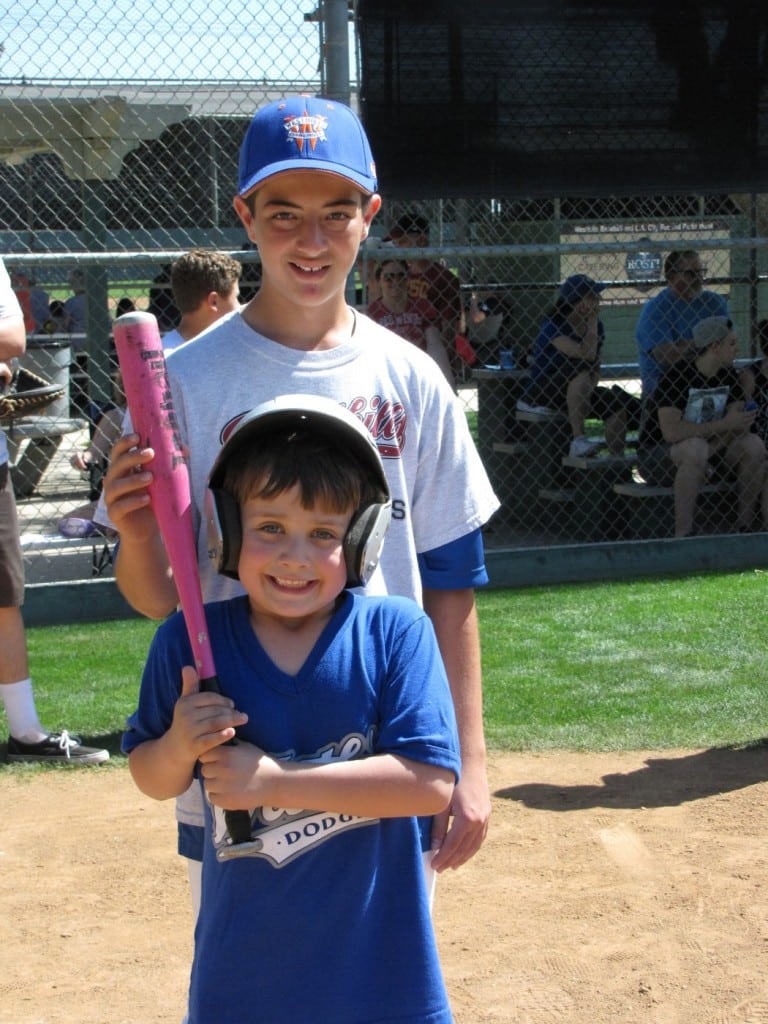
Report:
102,433,180,618
102,432,158,540
423,588,491,872
429,757,491,873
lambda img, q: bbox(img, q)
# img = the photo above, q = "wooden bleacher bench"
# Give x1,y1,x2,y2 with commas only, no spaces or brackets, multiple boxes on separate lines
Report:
3,416,88,497
612,477,739,539
515,406,566,424
492,440,528,457
613,480,735,499
562,451,636,471
539,486,575,503
20,531,114,580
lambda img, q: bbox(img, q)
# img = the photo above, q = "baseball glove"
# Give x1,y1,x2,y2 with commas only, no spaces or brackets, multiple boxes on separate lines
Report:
0,365,66,421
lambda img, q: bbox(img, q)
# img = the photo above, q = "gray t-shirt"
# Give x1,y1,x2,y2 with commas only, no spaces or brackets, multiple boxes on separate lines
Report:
166,309,498,606
100,308,498,830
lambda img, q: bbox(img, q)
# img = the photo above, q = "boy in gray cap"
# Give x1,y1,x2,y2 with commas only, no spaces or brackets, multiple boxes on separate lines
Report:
637,316,768,536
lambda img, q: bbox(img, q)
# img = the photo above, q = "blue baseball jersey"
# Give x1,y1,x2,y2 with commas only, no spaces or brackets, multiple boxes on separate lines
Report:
124,592,459,1024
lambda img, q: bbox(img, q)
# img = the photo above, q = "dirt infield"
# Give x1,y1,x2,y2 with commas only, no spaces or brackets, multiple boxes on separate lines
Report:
3,746,768,1024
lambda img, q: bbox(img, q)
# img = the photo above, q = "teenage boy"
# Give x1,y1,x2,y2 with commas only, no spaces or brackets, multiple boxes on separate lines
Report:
123,396,459,1024
101,96,498,897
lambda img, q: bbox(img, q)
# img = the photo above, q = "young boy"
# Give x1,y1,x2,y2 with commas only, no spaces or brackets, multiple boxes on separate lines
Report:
101,96,498,896
123,396,460,1024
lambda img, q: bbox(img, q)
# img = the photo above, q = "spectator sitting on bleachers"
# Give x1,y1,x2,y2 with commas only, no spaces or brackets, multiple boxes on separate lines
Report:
63,269,87,338
58,373,125,538
11,268,50,334
518,274,641,458
635,250,729,398
42,299,69,335
115,297,136,319
367,258,454,386
637,316,767,537
738,317,768,446
159,249,242,354
388,211,463,382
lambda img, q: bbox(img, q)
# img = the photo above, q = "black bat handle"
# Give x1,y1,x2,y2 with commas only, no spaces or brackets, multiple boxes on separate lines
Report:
199,673,253,846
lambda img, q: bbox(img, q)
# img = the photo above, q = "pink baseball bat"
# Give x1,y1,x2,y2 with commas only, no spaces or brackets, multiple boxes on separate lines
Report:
112,311,216,681
113,311,252,848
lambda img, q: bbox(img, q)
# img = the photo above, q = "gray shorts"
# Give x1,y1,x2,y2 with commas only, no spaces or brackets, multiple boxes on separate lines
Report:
0,463,24,606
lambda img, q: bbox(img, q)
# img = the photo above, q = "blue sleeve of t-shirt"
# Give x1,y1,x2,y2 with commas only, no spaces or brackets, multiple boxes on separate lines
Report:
636,293,668,354
417,528,489,589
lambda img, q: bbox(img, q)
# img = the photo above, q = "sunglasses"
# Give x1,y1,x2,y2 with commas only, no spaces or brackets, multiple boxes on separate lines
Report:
381,272,407,282
677,267,707,278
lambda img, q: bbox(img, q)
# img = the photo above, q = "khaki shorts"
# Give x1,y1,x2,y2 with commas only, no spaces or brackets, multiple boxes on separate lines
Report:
0,463,24,606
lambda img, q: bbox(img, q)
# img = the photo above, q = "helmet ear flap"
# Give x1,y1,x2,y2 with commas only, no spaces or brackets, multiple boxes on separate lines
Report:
206,488,242,580
343,501,392,587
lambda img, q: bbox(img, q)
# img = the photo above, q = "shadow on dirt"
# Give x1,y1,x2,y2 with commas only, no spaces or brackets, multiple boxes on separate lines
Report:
495,738,768,810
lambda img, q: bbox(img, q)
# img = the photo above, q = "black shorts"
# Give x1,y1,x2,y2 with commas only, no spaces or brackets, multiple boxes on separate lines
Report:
636,444,675,487
528,376,641,429
637,442,733,489
0,462,24,606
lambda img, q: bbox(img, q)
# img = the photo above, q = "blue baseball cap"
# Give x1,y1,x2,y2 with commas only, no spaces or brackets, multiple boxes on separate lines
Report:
559,274,606,303
237,95,378,198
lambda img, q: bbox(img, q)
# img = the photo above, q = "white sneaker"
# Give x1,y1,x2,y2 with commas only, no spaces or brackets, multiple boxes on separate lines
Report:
569,436,603,458
517,398,555,415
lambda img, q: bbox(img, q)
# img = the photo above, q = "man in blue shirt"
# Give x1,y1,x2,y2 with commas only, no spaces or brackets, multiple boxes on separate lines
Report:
636,250,729,398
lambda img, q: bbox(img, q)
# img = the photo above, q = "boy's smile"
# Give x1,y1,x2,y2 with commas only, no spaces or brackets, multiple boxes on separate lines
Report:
237,483,353,629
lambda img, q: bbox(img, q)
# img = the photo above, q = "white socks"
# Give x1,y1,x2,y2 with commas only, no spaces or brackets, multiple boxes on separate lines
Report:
1,678,47,742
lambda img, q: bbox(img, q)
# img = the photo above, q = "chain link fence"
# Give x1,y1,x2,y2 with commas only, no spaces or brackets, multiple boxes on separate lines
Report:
2,2,768,587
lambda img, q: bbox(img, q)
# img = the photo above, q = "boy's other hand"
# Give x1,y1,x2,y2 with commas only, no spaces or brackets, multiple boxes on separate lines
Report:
199,740,279,811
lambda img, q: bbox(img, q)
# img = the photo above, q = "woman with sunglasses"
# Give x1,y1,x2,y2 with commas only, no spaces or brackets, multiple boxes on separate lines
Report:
367,259,455,387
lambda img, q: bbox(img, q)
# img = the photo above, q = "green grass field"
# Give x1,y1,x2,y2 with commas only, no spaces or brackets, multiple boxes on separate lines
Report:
11,568,768,769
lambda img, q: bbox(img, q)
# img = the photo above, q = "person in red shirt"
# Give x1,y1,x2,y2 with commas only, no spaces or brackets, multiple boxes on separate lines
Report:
367,259,454,386
388,213,463,382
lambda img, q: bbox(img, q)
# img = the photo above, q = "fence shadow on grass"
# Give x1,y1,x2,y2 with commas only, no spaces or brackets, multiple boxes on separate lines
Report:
495,738,768,811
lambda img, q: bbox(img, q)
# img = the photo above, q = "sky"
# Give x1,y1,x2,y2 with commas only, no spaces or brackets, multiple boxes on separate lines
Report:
0,0,328,82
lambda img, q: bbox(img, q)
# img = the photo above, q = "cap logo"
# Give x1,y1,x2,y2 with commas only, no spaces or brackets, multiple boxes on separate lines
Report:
284,109,328,154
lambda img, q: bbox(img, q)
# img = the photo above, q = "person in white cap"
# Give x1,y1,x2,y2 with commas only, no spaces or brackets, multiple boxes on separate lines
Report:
637,315,768,537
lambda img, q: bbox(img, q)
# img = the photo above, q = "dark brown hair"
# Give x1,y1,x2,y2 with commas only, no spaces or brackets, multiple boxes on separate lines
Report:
170,250,242,313
220,426,387,514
